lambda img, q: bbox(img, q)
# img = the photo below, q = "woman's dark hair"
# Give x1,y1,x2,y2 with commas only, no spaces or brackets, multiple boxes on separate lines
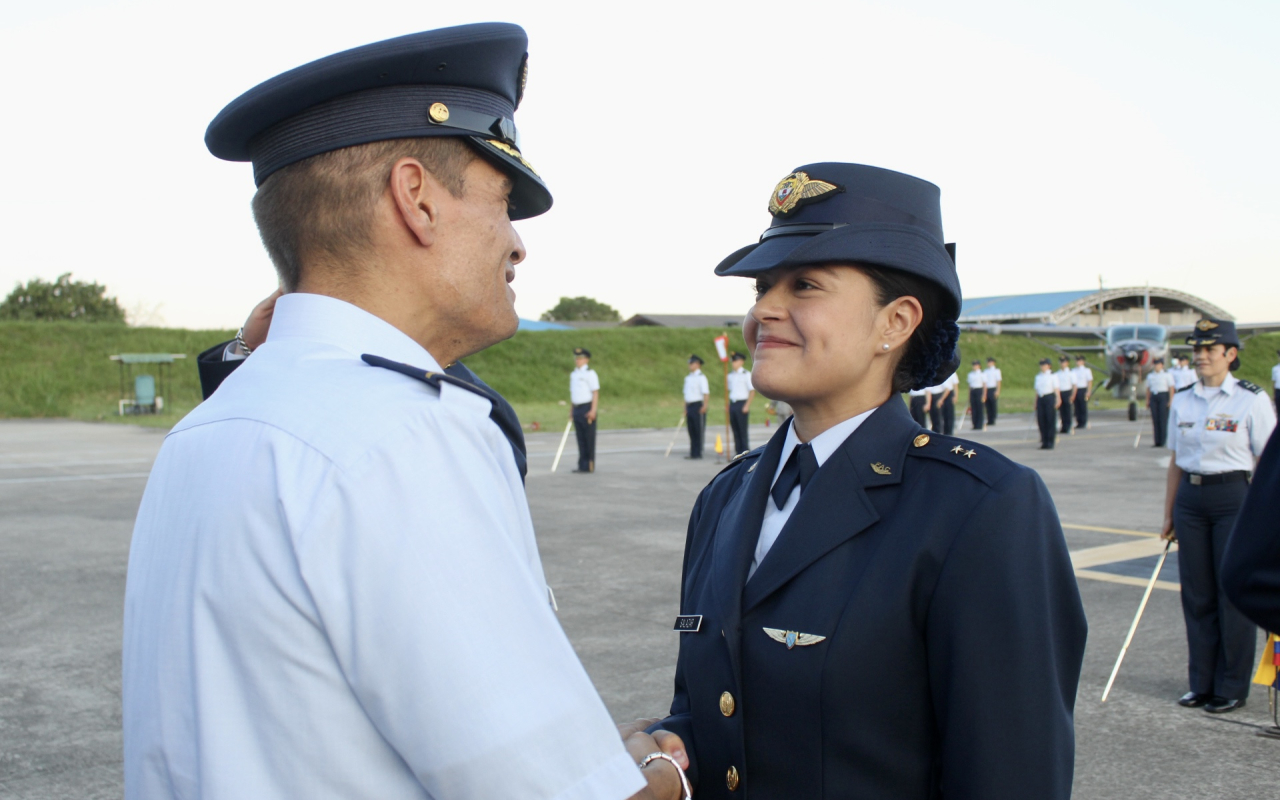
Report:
860,265,960,392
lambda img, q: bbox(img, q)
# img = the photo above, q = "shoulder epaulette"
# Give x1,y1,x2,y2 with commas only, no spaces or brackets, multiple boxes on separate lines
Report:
361,354,494,403
1237,379,1264,394
905,432,1016,488
1176,383,1194,393
712,445,765,481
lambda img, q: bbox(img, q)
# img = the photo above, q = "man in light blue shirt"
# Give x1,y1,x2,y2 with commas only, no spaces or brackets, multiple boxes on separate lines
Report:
1146,358,1176,447
569,348,601,472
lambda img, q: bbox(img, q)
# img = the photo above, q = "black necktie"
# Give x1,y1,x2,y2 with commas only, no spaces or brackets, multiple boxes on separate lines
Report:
771,443,819,510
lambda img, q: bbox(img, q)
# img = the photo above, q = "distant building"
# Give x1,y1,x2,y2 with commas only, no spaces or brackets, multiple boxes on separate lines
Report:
517,318,572,331
959,287,1231,327
621,314,745,328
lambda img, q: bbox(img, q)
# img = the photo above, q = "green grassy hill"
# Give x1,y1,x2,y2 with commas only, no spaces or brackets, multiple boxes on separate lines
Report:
2,321,1277,430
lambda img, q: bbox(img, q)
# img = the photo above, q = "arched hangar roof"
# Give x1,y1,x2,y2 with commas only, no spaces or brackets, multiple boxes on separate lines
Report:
958,287,1232,325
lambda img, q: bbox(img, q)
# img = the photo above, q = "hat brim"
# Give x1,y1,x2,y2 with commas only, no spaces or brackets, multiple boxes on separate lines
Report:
715,223,960,318
469,137,551,220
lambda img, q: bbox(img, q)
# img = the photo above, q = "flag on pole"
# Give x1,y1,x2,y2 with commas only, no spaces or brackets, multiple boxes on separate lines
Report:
714,335,729,362
1252,632,1280,688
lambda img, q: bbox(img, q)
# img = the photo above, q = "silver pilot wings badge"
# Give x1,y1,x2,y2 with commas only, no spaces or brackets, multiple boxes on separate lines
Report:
763,627,828,650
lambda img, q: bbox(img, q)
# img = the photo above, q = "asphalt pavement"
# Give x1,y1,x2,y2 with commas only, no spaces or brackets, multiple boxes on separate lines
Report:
0,410,1275,798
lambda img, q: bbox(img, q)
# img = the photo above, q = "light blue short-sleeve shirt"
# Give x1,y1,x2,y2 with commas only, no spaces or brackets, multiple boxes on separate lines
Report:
123,294,644,800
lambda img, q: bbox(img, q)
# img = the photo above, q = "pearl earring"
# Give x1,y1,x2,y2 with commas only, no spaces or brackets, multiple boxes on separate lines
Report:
881,343,890,351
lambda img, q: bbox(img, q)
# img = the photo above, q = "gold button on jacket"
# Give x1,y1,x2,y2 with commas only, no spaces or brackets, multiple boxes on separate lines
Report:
719,691,736,717
726,766,740,791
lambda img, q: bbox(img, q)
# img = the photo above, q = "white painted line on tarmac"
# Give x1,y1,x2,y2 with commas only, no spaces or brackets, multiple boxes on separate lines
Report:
0,472,151,485
0,458,155,470
1075,569,1179,592
1071,538,1173,569
1062,523,1160,538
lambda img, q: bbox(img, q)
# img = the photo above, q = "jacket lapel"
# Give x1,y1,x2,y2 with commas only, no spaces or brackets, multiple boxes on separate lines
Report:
709,419,790,685
742,399,917,613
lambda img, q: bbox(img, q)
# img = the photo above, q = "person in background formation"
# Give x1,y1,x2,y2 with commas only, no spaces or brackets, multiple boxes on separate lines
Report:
1163,319,1277,715
1144,357,1174,448
1035,358,1061,450
684,355,711,459
927,374,952,434
941,371,959,434
1272,350,1280,414
124,24,685,800
1072,355,1093,430
983,356,1002,425
727,352,755,455
907,386,930,428
966,360,987,431
570,347,600,473
1056,356,1077,435
1172,355,1197,391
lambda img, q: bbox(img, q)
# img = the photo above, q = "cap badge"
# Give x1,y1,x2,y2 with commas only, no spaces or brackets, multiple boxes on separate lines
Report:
768,171,842,217
870,462,892,475
428,102,450,123
1196,319,1219,332
486,139,540,176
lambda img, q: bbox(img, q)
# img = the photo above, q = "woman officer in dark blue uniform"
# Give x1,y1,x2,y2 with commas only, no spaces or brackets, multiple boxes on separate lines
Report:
650,164,1087,799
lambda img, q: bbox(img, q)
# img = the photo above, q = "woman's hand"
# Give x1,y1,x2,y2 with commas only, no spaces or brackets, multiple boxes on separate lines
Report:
237,288,284,353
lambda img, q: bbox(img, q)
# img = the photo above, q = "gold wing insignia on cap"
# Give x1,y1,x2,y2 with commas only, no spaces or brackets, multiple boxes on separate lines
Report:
486,140,539,177
1196,319,1219,331
768,171,842,217
763,627,828,650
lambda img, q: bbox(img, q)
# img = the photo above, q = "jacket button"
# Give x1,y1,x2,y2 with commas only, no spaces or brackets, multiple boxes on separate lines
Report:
719,691,736,717
726,765,740,791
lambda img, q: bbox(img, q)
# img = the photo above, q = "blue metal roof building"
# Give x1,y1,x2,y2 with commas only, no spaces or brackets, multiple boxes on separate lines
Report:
958,287,1230,326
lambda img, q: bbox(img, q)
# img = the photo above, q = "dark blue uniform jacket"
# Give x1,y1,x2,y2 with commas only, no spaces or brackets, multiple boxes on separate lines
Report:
1222,426,1280,633
654,397,1087,799
196,341,528,479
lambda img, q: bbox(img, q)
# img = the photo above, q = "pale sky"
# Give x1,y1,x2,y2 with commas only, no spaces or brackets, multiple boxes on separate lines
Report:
1,0,1276,328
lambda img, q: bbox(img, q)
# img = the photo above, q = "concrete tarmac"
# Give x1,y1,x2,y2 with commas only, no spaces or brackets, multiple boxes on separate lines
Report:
1,411,1275,798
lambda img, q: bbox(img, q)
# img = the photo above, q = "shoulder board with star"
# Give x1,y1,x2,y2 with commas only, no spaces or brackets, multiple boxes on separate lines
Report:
1237,379,1264,394
904,432,1016,488
711,445,766,482
360,354,495,404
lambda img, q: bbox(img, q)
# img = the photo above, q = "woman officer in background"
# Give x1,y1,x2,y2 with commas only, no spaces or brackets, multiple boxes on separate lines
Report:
1163,320,1276,714
649,163,1087,799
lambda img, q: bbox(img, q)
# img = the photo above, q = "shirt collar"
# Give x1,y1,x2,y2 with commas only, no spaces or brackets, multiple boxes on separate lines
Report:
691,369,703,376
1194,373,1236,397
265,293,441,371
770,405,877,488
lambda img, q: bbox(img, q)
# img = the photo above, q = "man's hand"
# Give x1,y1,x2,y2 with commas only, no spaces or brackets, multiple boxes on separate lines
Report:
742,402,751,413
587,409,597,424
700,403,707,414
1161,519,1176,543
621,725,689,800
238,288,283,353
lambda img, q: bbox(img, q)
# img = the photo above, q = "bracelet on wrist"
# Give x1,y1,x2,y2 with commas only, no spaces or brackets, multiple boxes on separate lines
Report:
235,327,254,356
638,752,692,800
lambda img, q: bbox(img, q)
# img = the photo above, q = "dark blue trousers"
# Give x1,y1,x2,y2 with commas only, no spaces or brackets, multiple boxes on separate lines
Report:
1059,392,1075,433
572,402,596,471
1074,391,1089,429
1175,477,1256,700
728,400,749,455
1149,393,1169,447
909,395,928,428
985,392,998,425
1036,395,1057,448
969,388,985,430
686,402,705,458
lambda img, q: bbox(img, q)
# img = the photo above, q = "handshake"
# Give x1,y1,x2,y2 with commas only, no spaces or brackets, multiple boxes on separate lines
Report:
618,718,691,800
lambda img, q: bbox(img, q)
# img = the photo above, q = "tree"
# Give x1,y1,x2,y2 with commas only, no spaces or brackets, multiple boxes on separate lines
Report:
540,296,621,322
0,273,126,323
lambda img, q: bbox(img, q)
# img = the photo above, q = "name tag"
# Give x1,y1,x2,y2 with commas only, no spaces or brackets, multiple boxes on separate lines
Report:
673,615,703,633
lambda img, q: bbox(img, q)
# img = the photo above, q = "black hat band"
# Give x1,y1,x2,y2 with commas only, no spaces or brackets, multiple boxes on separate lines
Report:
249,84,517,186
760,193,944,242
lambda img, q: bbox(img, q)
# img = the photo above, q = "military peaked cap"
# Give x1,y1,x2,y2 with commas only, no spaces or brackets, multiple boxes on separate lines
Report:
205,23,551,219
715,163,961,319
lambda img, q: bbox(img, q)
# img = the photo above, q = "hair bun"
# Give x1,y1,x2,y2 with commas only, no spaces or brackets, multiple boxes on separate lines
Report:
908,320,960,390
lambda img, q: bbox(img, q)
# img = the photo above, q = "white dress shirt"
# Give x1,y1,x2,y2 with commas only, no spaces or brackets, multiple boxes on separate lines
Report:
1073,365,1093,390
727,367,754,401
966,369,986,390
1035,371,1059,397
570,364,600,405
1172,366,1197,390
684,369,711,403
1145,369,1175,395
983,366,1002,389
749,409,876,580
1272,364,1280,389
1169,374,1277,474
123,294,644,800
1056,368,1076,393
